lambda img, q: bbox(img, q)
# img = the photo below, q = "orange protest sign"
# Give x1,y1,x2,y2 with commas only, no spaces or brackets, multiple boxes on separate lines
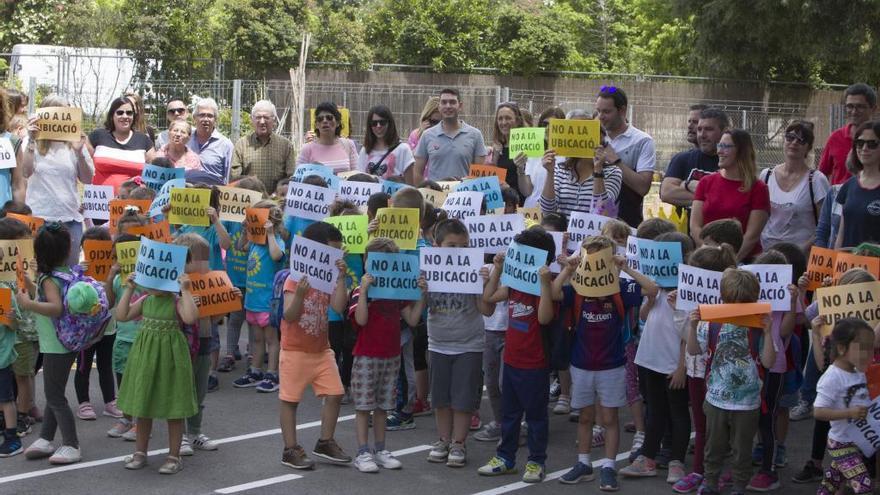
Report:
833,251,880,282
868,364,880,400
83,240,114,282
108,199,152,232
245,208,269,244
189,271,242,318
126,221,172,244
468,164,508,184
6,212,44,235
805,246,837,290
0,287,10,326
699,303,772,328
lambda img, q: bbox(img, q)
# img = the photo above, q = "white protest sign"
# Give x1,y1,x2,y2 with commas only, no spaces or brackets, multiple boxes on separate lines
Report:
851,397,880,457
742,264,792,311
0,138,15,169
82,184,114,220
676,264,723,311
284,181,333,221
338,180,382,209
566,211,609,252
217,186,263,222
464,213,526,254
549,231,564,273
420,247,484,294
441,191,482,220
288,235,343,295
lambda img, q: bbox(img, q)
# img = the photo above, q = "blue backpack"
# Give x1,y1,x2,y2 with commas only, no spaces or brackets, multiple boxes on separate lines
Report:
269,269,290,329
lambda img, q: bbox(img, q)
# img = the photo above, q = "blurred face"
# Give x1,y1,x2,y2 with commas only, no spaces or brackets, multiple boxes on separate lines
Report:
439,233,468,248
687,110,702,145
195,106,217,135
496,107,518,137
166,100,188,124
275,182,288,197
842,331,875,372
316,111,337,137
783,129,810,160
168,123,190,145
697,118,723,155
113,103,135,133
856,129,880,169
252,110,275,137
716,133,737,169
328,240,343,250
439,93,461,121
595,97,624,131
369,113,389,140
846,94,875,126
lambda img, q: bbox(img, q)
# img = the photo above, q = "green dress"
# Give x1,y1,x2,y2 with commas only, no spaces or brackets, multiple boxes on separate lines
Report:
117,294,197,419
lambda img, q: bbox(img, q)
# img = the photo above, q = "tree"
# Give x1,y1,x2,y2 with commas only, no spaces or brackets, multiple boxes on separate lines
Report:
308,4,373,71
0,0,68,52
222,0,309,78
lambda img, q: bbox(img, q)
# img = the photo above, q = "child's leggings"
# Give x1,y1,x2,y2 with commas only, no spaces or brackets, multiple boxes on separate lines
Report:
757,372,784,472
688,376,707,474
818,439,872,494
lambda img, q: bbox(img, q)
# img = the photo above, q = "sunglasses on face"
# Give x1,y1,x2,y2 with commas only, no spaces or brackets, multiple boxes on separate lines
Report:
600,85,618,94
167,107,186,115
784,133,807,145
115,110,134,116
370,119,389,128
316,114,335,123
856,139,880,150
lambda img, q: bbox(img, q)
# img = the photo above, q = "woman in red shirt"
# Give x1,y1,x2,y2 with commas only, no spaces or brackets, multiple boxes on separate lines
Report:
690,129,770,261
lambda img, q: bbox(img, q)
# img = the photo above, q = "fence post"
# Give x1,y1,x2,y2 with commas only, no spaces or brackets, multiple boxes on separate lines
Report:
232,79,242,141
27,77,36,115
495,86,502,106
742,110,748,131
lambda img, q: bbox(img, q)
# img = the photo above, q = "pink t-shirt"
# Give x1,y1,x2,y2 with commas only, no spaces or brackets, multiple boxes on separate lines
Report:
156,145,203,171
296,139,357,173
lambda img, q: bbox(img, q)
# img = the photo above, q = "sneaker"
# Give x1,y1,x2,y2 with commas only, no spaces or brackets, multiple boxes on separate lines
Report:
427,440,449,463
655,447,672,469
788,400,812,421
553,395,571,415
77,402,97,421
312,438,351,463
354,452,379,473
477,455,515,476
217,355,235,372
773,445,787,468
673,472,704,493
232,368,263,388
667,460,686,484
122,424,139,441
470,412,481,431
569,409,580,423
591,425,605,448
158,456,183,475
446,442,466,467
24,438,55,459
103,400,123,419
207,374,219,393
599,466,619,491
620,455,657,477
0,436,22,457
751,443,764,466
719,470,733,488
559,462,595,484
630,431,645,458
179,435,194,456
746,471,780,491
49,445,82,464
256,372,279,393
696,482,720,495
386,412,415,431
549,378,561,401
522,461,545,483
108,419,133,438
192,434,219,451
412,398,432,416
374,449,402,469
474,421,502,442
16,413,33,437
791,460,822,483
282,445,315,470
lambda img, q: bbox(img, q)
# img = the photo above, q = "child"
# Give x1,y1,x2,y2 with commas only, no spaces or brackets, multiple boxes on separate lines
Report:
116,210,148,237
476,227,558,482
114,267,199,474
233,200,286,392
0,220,23,456
349,237,427,473
279,221,352,469
128,186,156,201
699,219,744,255
272,178,290,203
813,318,874,495
366,192,390,222
686,268,776,495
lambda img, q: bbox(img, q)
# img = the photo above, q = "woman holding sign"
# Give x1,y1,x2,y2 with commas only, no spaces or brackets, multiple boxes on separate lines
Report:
835,121,880,248
486,103,527,203
356,105,414,181
87,97,155,192
297,102,357,174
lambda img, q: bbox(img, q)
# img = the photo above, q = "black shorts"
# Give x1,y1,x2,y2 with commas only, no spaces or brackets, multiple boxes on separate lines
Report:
0,366,15,403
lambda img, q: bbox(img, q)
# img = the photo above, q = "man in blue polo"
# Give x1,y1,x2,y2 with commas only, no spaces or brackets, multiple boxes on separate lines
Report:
413,88,487,184
187,97,234,185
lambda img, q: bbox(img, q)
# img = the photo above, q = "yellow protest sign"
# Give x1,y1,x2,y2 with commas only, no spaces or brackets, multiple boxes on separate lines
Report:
571,246,619,297
816,281,880,337
325,215,368,254
168,187,211,226
309,107,350,137
518,206,542,225
418,188,448,208
373,207,420,250
0,240,34,283
217,186,263,223
116,240,140,280
35,106,83,142
437,181,461,192
547,118,601,159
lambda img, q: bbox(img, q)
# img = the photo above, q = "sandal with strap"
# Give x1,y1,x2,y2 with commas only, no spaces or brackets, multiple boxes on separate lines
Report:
124,451,147,470
158,455,183,475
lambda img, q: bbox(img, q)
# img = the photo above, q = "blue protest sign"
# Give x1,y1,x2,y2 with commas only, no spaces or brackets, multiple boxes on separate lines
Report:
292,163,340,191
501,241,548,296
636,238,683,287
456,176,503,210
365,252,421,300
381,180,408,196
133,236,188,292
149,178,186,218
142,164,185,193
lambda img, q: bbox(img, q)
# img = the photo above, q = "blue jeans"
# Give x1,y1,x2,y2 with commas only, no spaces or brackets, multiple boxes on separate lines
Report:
799,341,821,404
497,365,549,466
65,220,83,266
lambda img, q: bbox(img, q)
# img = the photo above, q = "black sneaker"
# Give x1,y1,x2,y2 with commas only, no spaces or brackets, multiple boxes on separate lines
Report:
16,413,33,437
0,436,22,457
207,374,219,393
312,438,352,463
791,460,823,483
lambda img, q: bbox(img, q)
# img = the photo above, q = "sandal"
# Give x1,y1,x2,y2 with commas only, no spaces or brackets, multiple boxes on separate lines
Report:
158,455,183,474
124,451,147,470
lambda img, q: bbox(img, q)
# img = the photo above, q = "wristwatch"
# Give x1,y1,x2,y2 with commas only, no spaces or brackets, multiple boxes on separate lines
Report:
592,172,604,179
684,179,691,192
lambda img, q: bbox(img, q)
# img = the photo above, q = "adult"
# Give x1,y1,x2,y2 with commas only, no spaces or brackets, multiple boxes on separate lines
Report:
486,102,527,203
187,98,233,185
522,107,565,208
690,129,769,261
154,97,189,150
356,104,413,180
155,120,202,170
686,104,708,148
595,86,657,227
297,101,357,174
819,83,877,186
87,96,154,191
408,97,440,185
660,108,728,213
413,88,487,184
759,121,830,251
22,95,93,265
835,121,880,248
0,88,26,205
231,100,295,192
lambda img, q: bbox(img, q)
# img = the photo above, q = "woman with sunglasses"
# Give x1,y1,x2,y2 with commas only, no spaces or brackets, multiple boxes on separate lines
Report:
487,103,527,204
87,96,155,191
155,120,202,170
522,107,565,208
406,98,440,184
356,105,413,180
296,101,357,173
834,120,880,248
759,121,830,252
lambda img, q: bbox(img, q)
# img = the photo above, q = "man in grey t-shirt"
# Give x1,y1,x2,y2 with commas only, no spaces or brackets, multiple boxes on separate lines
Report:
413,88,487,184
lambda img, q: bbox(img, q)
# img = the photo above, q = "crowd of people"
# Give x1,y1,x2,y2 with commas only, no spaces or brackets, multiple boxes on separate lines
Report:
0,80,878,495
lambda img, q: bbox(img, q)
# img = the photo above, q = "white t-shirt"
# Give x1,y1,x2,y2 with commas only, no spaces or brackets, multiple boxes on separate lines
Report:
482,264,508,331
814,364,870,443
25,141,94,222
760,168,830,249
635,289,687,374
356,143,415,179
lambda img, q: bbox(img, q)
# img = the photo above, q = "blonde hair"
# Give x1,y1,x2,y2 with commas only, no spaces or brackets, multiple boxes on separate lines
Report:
601,219,630,245
720,268,760,303
724,129,758,192
173,232,210,263
417,97,440,138
582,235,615,254
252,199,283,228
365,237,399,254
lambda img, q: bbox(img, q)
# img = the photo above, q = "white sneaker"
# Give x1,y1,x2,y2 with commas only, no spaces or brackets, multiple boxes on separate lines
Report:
354,452,379,473
179,436,194,456
192,434,219,451
630,431,645,455
553,395,571,415
789,400,813,421
49,445,82,465
24,438,55,459
374,450,402,469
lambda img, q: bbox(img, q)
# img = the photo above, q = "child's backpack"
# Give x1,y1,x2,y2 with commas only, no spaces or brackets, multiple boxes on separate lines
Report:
49,266,112,352
269,268,290,329
704,321,767,411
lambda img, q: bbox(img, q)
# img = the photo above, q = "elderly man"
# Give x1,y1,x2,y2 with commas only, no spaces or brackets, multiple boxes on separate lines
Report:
231,100,296,191
154,97,189,150
187,97,234,185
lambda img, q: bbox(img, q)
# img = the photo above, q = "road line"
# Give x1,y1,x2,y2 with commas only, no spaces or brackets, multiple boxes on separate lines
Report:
470,451,631,495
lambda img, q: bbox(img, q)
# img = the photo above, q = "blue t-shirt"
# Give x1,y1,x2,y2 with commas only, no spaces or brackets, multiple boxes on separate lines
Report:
0,132,16,206
224,221,248,288
175,224,224,271
245,234,286,313
568,279,633,371
328,253,364,322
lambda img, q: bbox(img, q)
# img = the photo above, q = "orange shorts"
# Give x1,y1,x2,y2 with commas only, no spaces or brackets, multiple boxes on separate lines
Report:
279,348,344,403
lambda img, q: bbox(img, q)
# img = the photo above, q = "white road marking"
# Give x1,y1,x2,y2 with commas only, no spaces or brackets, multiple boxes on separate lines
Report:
469,451,631,495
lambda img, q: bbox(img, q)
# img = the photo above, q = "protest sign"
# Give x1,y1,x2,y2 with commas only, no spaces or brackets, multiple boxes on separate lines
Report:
324,215,368,254
636,238,683,287
309,107,350,137
456,176,503,210
468,164,507,184
115,240,139,281
126,220,172,244
0,138,16,169
133,237,187,292
420,247,483,294
168,187,210,226
5,213,44,236
518,206,542,225
381,180,408,196
742,264,793,311
676,265,723,311
141,164,184,193
571,246,619,297
365,252,421,300
0,288,11,325
625,236,640,272
805,246,837,290
35,107,82,142
292,163,340,191
465,213,525,254
245,208,269,244
217,186,263,223
437,180,461,192
373,208,420,250
549,231,564,273
289,235,344,295
149,178,185,218
699,303,772,328
82,240,114,282
566,211,609,251
109,199,152,231
82,185,113,220
509,127,545,158
189,271,242,318
441,191,482,220
338,181,382,209
834,251,880,282
418,188,448,208
284,181,333,221
547,118,601,158
849,398,880,457
0,240,34,282
501,242,547,296
816,281,880,335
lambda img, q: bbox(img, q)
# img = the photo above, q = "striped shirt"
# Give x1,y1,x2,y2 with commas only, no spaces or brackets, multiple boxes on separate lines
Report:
539,162,622,216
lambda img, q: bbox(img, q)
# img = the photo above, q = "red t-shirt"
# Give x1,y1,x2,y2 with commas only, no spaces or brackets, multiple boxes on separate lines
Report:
281,278,330,353
694,172,770,256
348,287,405,358
503,289,548,369
819,125,853,186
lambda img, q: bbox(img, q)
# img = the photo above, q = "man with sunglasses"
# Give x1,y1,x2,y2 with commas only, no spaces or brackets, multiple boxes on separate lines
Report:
819,83,877,185
187,97,234,185
154,97,189,150
231,100,295,193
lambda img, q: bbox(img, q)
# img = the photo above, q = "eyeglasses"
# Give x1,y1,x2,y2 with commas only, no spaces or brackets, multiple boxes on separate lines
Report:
600,85,618,94
716,143,736,150
167,107,186,115
316,114,335,123
784,133,807,145
370,119,389,128
846,103,870,111
196,112,216,119
856,139,880,150
115,110,134,116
